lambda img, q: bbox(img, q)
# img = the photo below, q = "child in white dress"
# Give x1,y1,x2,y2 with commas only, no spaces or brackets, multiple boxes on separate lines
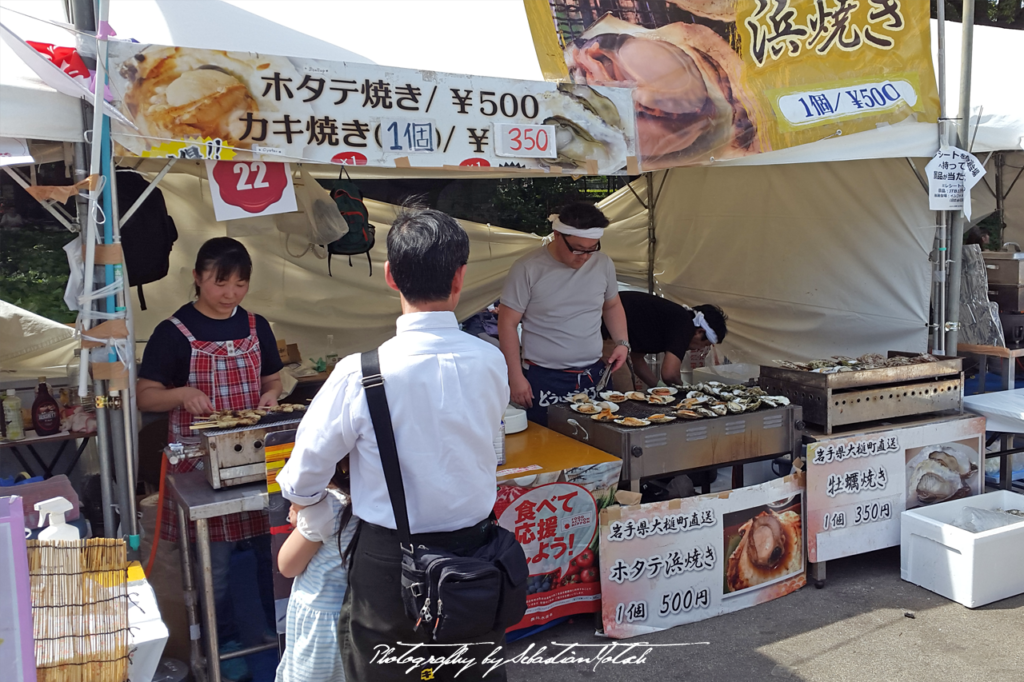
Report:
275,466,356,682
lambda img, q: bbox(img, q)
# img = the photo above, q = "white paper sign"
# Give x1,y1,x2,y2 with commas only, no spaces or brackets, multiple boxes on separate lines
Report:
925,146,986,220
806,415,985,564
204,160,297,221
599,474,806,639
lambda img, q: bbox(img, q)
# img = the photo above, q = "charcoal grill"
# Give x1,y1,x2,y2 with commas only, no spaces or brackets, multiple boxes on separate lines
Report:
546,400,804,491
759,352,963,434
195,411,304,489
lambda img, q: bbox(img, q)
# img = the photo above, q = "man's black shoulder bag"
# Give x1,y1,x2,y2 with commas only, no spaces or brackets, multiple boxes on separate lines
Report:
361,349,528,643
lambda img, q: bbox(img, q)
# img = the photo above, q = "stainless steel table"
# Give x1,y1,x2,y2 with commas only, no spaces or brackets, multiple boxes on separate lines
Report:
167,471,274,682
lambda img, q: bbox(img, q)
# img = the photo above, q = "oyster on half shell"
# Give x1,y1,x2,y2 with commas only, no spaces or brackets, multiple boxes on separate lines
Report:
907,444,978,506
540,85,629,174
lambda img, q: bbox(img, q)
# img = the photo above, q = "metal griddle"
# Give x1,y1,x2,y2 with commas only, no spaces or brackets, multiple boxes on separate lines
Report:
197,411,304,489
548,400,804,492
759,352,963,434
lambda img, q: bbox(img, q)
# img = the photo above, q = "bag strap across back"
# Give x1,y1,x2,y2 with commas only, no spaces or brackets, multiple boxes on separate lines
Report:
360,349,414,547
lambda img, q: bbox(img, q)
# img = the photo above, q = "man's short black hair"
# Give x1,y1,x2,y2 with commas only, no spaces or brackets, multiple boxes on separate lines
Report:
558,201,609,230
387,208,469,303
695,304,728,344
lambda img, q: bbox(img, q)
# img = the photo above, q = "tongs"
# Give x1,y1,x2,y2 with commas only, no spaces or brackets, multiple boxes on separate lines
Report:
595,363,614,394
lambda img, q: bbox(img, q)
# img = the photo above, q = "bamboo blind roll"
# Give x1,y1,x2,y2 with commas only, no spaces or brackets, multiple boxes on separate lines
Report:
27,538,130,682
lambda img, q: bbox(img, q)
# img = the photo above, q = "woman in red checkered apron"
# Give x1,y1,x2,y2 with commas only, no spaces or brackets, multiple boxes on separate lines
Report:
138,237,284,680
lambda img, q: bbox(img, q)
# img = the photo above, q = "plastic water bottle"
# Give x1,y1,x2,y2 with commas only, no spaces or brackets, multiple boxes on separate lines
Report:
494,420,506,466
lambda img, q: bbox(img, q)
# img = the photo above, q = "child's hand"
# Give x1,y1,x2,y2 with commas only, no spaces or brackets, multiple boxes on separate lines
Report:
288,504,301,527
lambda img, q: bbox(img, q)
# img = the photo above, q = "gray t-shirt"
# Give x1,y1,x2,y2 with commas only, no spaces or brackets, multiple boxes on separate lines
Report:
501,246,618,369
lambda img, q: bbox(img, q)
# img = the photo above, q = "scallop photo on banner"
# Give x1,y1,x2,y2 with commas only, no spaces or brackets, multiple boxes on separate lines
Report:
905,440,982,510
723,494,803,596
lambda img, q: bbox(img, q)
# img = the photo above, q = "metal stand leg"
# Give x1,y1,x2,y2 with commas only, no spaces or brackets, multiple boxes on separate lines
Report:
1007,357,1016,390
978,356,988,393
732,465,744,489
812,561,826,589
196,518,221,682
629,479,641,494
177,504,207,682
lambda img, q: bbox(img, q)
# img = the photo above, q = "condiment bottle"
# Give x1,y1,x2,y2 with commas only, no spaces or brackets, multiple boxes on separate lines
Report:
2,389,25,440
32,377,61,436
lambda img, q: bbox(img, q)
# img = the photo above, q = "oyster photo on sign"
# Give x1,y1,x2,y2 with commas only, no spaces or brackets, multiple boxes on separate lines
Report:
905,442,980,508
565,15,761,169
540,84,630,174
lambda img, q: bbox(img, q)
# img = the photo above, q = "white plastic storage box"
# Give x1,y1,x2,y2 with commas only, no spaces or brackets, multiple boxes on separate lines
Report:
901,490,1024,608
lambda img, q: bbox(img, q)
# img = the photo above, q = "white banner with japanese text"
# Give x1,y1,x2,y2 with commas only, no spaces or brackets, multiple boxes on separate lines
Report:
806,414,985,564
105,43,637,174
599,474,806,639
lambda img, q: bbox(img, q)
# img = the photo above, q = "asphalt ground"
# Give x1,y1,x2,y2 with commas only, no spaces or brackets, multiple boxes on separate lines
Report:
142,497,1023,682
501,546,1024,682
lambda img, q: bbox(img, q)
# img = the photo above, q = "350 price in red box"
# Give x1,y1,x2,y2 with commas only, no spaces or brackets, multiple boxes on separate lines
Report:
495,123,557,159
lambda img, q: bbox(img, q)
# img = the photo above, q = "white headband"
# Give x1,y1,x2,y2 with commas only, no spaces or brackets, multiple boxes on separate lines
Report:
549,214,605,240
692,311,719,344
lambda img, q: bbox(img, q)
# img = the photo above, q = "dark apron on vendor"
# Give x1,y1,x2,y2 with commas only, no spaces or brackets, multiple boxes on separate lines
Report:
523,358,605,427
160,312,269,544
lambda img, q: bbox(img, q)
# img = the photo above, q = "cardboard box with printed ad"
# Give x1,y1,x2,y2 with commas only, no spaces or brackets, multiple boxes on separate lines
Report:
496,424,622,632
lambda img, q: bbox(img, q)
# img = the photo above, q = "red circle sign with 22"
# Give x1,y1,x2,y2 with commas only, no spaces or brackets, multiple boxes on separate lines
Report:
212,161,290,213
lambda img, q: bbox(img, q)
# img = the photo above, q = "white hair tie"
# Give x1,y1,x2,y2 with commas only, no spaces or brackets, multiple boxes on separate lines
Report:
549,214,605,240
692,311,719,344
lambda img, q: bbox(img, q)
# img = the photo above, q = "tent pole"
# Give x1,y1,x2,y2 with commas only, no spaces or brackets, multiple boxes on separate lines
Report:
995,152,1005,242
646,172,656,294
932,1,947,355
944,0,975,355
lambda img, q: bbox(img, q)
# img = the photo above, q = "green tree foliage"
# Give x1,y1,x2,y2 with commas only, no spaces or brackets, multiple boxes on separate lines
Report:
0,226,76,323
932,0,1024,29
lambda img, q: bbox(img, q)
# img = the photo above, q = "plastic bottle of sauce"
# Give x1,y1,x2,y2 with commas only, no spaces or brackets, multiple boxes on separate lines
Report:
32,377,61,436
2,389,25,440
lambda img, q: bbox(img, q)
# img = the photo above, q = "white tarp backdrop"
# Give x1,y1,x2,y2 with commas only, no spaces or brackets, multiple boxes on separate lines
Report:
600,161,936,364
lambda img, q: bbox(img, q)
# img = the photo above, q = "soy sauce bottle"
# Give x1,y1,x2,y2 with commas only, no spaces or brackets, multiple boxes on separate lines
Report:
32,377,61,436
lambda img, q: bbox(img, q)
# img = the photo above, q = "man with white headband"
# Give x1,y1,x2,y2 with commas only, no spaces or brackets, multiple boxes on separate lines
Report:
603,292,728,388
498,201,630,426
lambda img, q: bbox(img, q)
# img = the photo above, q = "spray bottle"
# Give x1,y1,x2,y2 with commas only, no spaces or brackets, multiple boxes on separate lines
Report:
34,496,80,541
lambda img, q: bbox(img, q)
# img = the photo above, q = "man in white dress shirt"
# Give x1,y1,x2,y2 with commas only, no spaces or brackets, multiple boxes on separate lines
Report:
277,208,510,682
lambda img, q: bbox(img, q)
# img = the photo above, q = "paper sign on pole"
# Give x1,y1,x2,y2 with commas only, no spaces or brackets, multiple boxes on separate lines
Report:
599,474,805,639
925,146,986,220
204,160,297,222
806,415,985,564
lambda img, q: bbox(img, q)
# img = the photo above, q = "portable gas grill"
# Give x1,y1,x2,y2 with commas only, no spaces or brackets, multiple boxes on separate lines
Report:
546,400,805,492
194,411,304,489
759,353,963,434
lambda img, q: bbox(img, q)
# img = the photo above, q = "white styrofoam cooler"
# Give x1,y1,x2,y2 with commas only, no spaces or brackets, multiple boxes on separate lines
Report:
901,490,1024,608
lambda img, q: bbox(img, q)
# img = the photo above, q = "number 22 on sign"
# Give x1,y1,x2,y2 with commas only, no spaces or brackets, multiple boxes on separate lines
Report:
495,123,557,159
206,159,297,220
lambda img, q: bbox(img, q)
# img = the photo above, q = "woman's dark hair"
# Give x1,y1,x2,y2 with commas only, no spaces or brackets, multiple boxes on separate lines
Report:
695,304,728,344
386,207,469,303
558,201,609,230
194,237,252,297
330,460,357,564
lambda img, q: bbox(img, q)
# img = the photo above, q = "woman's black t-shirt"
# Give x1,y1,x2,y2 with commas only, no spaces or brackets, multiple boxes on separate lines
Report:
139,303,284,388
602,292,697,360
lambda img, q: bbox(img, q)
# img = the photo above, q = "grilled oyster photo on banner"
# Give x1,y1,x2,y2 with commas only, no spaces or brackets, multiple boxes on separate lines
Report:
566,15,761,168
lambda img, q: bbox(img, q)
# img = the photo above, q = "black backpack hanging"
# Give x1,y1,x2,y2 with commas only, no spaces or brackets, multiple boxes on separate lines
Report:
115,169,178,310
327,166,374,276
